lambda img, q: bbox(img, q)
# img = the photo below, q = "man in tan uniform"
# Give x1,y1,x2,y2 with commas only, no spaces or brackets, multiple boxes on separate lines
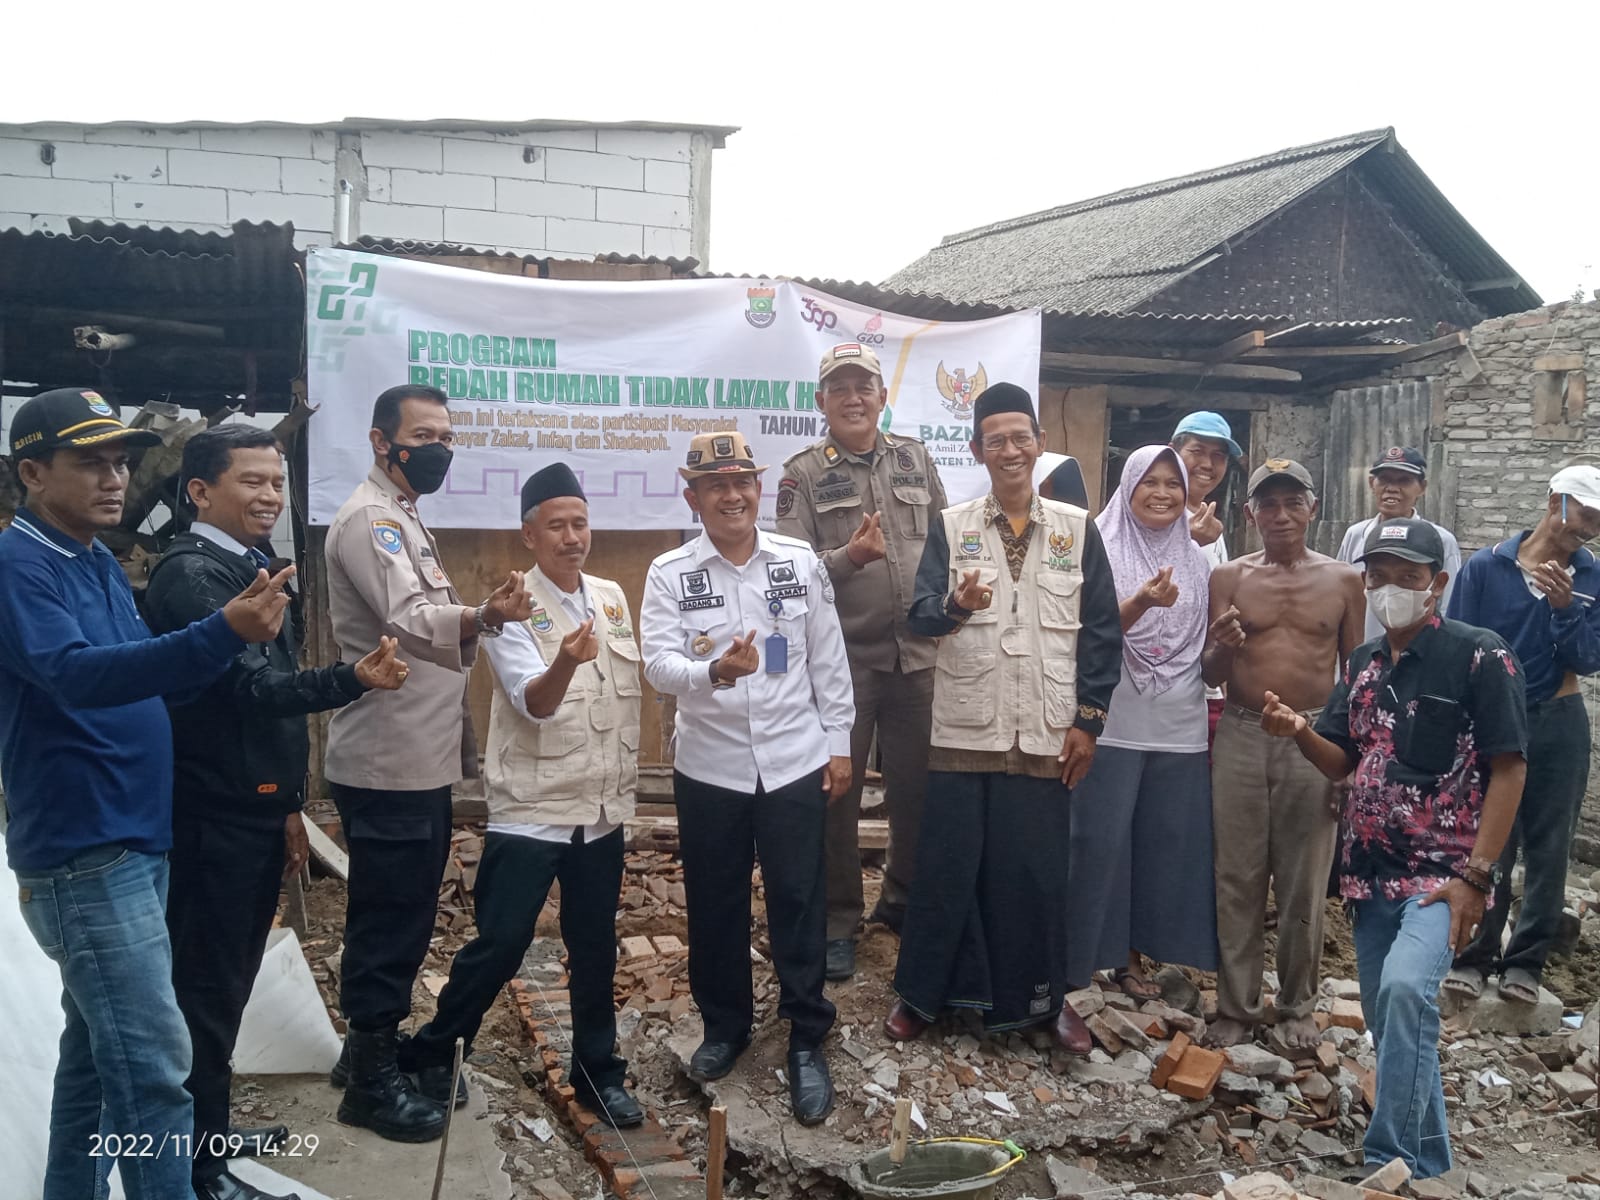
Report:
406,462,645,1129
777,342,947,981
324,383,529,1142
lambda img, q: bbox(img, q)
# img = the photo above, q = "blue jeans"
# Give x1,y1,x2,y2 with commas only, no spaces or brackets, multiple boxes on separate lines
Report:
16,845,197,1200
1351,893,1454,1179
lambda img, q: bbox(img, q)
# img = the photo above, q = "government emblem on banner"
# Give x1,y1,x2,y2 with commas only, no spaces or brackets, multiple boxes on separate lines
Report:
745,287,776,329
936,361,987,419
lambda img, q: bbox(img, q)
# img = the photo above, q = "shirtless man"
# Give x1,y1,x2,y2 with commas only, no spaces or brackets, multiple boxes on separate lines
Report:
1202,458,1365,1049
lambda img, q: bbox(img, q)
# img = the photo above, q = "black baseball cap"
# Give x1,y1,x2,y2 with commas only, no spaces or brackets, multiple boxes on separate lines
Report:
1358,517,1444,567
1370,446,1427,478
8,388,159,460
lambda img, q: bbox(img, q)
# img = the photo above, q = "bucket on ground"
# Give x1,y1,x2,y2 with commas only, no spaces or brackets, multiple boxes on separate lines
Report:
848,1137,1024,1200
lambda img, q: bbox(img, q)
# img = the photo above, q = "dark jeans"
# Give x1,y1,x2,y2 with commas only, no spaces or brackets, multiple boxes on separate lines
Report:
408,828,627,1091
331,783,453,1030
1456,693,1591,979
167,810,286,1176
675,768,835,1050
16,846,194,1200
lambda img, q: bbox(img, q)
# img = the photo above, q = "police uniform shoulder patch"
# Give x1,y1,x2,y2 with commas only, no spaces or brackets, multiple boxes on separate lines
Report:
776,475,799,518
371,519,404,555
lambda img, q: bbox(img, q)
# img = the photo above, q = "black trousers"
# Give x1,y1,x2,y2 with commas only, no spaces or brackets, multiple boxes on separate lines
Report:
1456,693,1592,978
675,768,835,1051
408,829,627,1090
331,783,453,1030
166,808,286,1174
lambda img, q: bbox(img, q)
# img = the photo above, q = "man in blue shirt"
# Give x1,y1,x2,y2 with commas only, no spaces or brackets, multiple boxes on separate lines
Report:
1,388,293,1200
1442,464,1600,1006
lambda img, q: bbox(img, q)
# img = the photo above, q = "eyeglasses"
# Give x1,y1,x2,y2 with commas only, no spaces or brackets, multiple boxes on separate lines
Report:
980,433,1039,452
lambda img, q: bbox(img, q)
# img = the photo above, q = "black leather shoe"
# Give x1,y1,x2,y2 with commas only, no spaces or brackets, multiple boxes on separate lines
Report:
787,1049,834,1126
336,1026,445,1143
224,1123,289,1157
824,938,856,981
573,1081,645,1128
688,1037,749,1082
329,1040,349,1088
415,1062,470,1109
194,1166,302,1200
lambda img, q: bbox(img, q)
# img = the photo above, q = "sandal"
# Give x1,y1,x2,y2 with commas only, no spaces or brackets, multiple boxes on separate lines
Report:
1111,968,1163,1002
1441,967,1484,999
1497,968,1540,1005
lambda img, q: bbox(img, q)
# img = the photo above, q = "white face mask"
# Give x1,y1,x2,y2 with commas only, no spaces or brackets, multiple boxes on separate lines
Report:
1367,583,1433,630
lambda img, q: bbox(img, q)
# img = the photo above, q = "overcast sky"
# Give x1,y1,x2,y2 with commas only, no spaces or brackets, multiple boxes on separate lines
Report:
6,0,1595,304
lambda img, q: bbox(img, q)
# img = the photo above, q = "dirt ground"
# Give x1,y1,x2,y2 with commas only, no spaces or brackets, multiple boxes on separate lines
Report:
292,838,1600,1200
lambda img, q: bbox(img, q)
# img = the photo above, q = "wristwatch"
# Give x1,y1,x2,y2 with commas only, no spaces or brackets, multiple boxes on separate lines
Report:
708,661,735,690
474,601,503,639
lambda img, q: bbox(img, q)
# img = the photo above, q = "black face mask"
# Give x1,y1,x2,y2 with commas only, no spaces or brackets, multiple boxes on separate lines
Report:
387,440,453,495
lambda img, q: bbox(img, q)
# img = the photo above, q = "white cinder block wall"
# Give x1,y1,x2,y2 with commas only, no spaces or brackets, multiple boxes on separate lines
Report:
0,122,720,264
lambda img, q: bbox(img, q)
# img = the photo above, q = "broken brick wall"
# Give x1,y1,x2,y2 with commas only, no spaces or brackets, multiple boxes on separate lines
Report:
1365,299,1600,860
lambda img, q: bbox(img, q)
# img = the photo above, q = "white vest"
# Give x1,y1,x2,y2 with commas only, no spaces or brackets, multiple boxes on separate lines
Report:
929,497,1089,755
483,567,641,826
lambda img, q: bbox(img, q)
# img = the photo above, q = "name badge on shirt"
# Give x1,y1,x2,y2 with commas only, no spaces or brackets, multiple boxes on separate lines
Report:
765,633,789,675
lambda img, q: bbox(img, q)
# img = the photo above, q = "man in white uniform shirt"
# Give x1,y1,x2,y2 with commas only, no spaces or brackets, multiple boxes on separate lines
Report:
641,431,855,1126
1337,446,1460,642
404,463,644,1127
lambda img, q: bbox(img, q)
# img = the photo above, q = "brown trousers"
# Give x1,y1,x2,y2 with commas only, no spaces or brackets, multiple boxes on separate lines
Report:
1211,705,1339,1024
825,661,933,940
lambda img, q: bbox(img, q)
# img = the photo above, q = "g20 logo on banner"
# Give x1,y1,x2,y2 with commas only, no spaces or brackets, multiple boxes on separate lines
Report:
856,312,886,345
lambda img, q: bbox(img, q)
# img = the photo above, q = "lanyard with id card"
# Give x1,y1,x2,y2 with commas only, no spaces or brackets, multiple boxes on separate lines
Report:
765,598,788,674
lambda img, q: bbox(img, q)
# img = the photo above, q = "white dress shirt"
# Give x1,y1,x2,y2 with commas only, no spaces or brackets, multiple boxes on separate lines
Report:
189,521,253,558
483,577,618,845
641,529,854,793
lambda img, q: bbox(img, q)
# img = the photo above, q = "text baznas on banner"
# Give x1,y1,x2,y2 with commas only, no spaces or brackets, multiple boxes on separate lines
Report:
305,248,1042,530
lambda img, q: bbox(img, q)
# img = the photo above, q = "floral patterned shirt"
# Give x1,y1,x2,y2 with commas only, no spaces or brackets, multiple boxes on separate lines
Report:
1313,616,1528,901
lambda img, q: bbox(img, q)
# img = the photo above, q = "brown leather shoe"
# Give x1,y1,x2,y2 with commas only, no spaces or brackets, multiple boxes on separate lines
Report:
1053,1004,1092,1056
883,1000,930,1042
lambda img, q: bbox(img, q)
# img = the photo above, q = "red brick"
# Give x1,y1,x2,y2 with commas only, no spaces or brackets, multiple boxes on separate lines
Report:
1165,1044,1226,1100
1151,1031,1192,1088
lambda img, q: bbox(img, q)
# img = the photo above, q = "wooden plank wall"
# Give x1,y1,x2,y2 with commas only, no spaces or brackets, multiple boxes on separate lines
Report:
1038,384,1108,510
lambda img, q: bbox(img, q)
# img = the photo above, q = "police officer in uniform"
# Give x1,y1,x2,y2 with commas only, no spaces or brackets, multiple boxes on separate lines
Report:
323,383,530,1142
641,430,855,1125
776,343,947,980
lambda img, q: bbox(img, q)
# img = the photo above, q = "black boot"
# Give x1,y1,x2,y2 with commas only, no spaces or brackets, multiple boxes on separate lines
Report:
194,1165,302,1200
336,1027,446,1143
329,1040,349,1088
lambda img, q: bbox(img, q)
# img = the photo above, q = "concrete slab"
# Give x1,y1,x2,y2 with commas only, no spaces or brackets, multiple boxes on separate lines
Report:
242,1072,512,1200
1439,983,1564,1035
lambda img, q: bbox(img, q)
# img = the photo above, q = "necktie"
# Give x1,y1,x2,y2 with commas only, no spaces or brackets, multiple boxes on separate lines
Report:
248,547,272,572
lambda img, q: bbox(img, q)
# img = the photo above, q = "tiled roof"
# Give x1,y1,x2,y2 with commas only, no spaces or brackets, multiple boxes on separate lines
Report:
886,129,1539,315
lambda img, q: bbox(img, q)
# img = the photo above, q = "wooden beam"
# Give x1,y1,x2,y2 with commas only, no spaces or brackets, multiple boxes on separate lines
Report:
706,1107,728,1200
1041,350,1301,384
1261,322,1313,344
1463,276,1524,294
1378,331,1468,367
1106,387,1271,411
1200,329,1266,365
1242,345,1416,360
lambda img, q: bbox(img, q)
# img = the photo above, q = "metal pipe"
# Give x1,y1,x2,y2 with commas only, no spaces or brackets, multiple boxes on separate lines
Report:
335,179,352,246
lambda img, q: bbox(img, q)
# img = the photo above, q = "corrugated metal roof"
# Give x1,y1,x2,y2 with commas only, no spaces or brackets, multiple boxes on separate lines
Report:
0,220,301,311
886,129,1540,316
